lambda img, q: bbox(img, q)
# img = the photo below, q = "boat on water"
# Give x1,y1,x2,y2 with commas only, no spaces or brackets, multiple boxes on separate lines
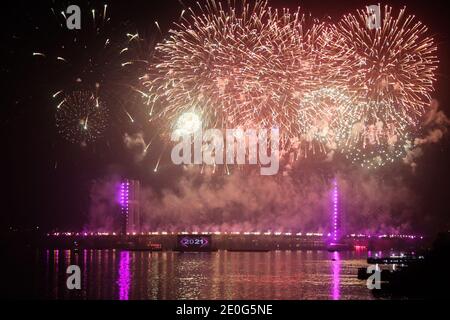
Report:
367,254,424,264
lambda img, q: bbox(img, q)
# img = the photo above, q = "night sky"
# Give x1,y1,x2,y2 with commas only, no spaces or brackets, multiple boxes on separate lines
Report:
1,0,449,233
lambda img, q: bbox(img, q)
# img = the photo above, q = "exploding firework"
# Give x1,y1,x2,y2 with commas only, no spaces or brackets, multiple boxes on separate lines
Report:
141,0,328,148
329,5,438,124
297,87,357,157
344,138,413,169
336,100,416,168
124,2,439,171
33,3,141,136
117,32,155,125
173,112,203,136
318,6,438,167
55,90,108,144
341,101,412,146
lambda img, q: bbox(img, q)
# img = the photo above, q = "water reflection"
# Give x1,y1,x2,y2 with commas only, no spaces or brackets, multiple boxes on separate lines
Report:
39,250,372,300
332,251,340,300
118,251,130,300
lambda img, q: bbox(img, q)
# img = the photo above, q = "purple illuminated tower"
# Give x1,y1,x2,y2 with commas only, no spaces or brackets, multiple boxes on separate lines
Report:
332,178,339,243
120,181,129,235
119,179,141,234
328,178,345,251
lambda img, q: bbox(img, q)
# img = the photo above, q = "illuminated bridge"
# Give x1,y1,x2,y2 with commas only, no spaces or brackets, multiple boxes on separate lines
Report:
45,232,425,252
43,179,425,252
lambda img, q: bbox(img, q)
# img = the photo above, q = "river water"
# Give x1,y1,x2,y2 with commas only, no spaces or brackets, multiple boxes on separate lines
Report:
10,249,376,300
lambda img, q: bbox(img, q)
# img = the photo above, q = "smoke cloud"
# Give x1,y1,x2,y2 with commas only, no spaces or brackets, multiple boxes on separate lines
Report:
87,168,420,234
404,99,450,170
87,102,450,234
87,176,121,232
123,132,147,162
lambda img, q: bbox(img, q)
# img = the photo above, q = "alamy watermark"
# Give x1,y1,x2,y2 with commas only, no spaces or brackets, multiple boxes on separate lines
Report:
66,5,81,30
171,125,280,176
367,4,381,30
66,265,81,290
366,265,381,290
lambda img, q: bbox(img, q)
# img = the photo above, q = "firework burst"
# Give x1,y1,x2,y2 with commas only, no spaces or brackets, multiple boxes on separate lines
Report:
141,0,329,148
319,5,438,167
33,2,138,140
55,90,108,144
297,87,357,157
344,137,413,169
330,5,438,123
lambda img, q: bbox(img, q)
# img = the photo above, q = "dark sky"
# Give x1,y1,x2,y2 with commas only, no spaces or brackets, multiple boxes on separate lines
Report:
1,0,449,233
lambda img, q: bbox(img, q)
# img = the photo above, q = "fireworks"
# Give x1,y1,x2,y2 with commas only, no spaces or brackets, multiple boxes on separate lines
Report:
141,0,327,148
295,5,438,167
345,142,413,170
47,3,118,88
31,1,441,169
173,112,203,136
297,87,356,156
55,90,108,144
318,6,437,167
33,3,139,142
137,1,439,169
329,5,438,124
335,99,413,167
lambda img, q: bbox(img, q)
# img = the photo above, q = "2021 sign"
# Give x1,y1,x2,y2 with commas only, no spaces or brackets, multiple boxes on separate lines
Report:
177,235,211,251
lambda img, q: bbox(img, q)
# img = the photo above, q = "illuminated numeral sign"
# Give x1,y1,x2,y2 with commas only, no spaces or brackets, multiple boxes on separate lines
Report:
177,235,211,251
